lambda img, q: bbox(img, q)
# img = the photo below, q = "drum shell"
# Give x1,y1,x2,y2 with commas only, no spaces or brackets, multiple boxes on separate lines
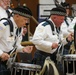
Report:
62,54,76,74
11,62,41,75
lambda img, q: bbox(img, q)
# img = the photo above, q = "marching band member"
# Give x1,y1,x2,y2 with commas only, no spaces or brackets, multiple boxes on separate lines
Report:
68,17,76,33
61,2,73,55
31,6,73,75
61,2,72,36
0,6,33,75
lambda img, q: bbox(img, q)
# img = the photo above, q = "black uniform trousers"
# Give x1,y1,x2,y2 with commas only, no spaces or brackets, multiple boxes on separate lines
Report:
0,60,11,75
32,50,64,75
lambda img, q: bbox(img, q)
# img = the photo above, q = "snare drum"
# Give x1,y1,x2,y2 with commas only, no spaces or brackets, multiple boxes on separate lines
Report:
62,54,76,75
11,62,41,75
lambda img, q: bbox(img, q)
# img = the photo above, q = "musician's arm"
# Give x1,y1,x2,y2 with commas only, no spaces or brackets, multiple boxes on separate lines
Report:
0,49,3,57
0,23,9,60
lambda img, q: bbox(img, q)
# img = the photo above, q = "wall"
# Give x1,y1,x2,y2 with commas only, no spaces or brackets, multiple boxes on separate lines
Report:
66,0,76,16
39,0,65,4
66,0,76,6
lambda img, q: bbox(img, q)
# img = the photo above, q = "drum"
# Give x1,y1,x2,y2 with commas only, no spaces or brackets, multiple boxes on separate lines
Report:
11,62,41,75
62,54,76,75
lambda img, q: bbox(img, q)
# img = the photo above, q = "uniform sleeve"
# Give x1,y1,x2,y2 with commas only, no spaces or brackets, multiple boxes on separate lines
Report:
0,23,6,37
61,22,70,36
68,17,76,33
16,33,24,52
31,24,52,51
0,23,6,56
0,49,3,56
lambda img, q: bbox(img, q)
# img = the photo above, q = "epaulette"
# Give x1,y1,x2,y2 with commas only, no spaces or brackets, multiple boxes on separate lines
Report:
3,21,9,26
0,18,13,36
42,19,55,35
42,21,49,26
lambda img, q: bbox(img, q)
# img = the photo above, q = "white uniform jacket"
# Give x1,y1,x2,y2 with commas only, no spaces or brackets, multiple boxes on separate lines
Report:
61,17,72,36
0,17,24,56
32,19,68,54
0,7,8,18
68,17,76,33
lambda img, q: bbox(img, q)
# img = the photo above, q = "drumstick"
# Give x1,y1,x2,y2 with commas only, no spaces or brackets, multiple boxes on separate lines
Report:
10,51,18,57
0,52,17,60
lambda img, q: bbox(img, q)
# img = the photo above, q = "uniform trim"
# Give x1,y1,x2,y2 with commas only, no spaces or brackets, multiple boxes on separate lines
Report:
3,21,9,26
42,21,49,26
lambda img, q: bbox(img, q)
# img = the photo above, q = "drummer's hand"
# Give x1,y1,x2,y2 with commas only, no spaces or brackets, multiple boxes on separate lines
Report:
0,53,10,61
22,46,33,53
67,33,74,42
52,43,59,49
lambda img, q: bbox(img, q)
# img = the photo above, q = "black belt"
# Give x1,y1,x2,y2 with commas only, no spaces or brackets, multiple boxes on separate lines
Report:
36,50,51,57
36,50,57,56
36,50,57,63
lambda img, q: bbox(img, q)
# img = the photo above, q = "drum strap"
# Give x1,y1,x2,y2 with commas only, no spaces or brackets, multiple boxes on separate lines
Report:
36,57,59,75
64,17,69,26
50,43,64,63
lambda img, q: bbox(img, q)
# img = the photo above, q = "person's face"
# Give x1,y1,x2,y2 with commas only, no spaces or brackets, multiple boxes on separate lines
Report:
0,0,10,9
66,9,70,16
52,15,65,28
15,14,29,28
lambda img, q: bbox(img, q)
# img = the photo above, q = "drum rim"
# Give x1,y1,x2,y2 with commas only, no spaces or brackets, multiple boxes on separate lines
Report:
63,54,76,57
63,54,76,59
12,62,41,69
